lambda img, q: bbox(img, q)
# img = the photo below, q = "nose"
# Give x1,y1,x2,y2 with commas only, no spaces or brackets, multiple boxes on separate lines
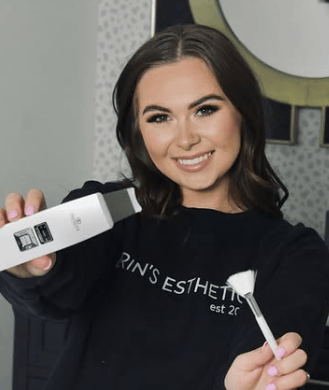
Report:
175,120,201,150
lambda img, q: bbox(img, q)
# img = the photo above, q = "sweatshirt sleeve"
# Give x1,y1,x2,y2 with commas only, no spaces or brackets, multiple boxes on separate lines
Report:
0,181,127,319
215,222,329,387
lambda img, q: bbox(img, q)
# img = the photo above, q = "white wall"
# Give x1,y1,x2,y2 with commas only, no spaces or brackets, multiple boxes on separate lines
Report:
220,0,329,78
0,1,98,388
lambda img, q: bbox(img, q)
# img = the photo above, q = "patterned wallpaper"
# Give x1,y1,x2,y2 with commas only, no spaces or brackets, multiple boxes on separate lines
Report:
266,109,329,237
93,0,329,239
94,0,151,182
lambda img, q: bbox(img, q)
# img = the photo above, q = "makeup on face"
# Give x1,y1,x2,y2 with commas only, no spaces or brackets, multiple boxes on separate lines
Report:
136,57,242,211
142,93,225,117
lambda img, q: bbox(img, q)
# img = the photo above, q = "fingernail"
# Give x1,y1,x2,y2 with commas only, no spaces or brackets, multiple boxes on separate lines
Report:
8,210,18,220
261,341,268,351
42,258,52,270
266,384,276,390
276,347,286,359
268,366,278,377
25,205,35,216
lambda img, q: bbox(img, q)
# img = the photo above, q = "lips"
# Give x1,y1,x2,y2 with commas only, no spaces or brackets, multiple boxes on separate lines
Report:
173,151,214,172
177,152,213,166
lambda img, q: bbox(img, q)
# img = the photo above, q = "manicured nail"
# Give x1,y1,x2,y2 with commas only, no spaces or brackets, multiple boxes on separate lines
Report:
268,366,278,377
261,341,268,351
25,205,35,216
266,384,276,390
276,347,286,359
8,210,18,220
42,258,52,270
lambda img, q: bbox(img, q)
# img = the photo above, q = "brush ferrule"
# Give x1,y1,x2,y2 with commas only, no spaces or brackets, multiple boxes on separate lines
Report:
245,293,262,317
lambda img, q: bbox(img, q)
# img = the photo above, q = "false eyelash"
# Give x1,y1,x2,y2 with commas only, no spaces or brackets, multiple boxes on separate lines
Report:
196,104,219,116
146,114,168,124
146,104,220,124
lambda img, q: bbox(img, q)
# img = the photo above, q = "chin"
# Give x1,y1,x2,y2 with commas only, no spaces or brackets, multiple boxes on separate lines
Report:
179,182,221,194
181,174,230,194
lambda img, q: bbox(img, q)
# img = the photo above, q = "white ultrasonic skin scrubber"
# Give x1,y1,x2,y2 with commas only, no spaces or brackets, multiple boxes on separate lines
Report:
0,188,141,272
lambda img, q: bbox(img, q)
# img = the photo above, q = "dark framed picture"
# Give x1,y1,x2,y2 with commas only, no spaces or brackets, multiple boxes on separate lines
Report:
320,107,329,148
262,99,297,145
152,0,297,145
153,0,194,35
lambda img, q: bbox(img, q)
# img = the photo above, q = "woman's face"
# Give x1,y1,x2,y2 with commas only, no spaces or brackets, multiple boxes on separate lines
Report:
136,57,242,211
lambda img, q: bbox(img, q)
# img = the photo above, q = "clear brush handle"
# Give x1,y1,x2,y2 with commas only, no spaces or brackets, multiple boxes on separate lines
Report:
245,293,280,360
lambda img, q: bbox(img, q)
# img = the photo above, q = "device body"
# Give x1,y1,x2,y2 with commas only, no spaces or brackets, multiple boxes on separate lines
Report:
0,188,141,272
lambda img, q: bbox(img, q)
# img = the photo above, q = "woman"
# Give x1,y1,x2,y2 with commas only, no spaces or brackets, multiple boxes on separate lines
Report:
1,24,328,390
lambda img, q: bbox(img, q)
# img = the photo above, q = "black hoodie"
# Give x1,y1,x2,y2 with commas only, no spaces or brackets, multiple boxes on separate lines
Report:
1,181,329,390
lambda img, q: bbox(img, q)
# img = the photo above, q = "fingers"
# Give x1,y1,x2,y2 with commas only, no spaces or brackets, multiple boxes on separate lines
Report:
275,332,303,358
235,332,304,372
269,349,307,377
0,208,7,227
233,339,276,371
260,332,302,362
266,349,307,384
24,189,47,215
5,193,25,221
2,189,55,278
266,369,309,390
224,332,308,390
26,254,55,275
6,254,56,278
265,333,308,390
4,189,45,221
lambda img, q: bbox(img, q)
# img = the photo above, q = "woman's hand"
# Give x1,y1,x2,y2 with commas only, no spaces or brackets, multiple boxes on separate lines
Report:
0,189,56,278
225,332,309,390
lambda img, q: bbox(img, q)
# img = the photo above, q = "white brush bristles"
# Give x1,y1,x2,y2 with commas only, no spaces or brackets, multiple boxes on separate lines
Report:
226,270,256,297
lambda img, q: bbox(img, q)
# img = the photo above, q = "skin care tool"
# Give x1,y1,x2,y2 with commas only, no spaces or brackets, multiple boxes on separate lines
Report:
226,270,280,360
0,188,141,272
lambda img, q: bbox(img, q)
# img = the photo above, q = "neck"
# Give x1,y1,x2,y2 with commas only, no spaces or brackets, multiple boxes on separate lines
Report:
181,188,244,214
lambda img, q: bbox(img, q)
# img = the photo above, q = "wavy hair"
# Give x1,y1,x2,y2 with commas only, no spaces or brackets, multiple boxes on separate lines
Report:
112,24,289,218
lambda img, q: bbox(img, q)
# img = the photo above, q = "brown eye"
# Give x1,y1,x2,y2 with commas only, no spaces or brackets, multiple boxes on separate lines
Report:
147,114,169,123
196,105,219,116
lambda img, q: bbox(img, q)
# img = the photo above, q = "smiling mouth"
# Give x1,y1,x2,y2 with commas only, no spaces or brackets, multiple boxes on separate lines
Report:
176,152,213,166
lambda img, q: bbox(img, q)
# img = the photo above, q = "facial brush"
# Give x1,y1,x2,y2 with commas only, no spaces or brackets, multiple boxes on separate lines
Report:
226,270,280,360
0,187,141,272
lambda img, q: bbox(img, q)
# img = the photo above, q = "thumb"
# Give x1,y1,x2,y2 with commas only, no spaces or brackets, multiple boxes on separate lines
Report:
225,341,276,390
26,254,56,276
237,342,275,372
6,254,56,278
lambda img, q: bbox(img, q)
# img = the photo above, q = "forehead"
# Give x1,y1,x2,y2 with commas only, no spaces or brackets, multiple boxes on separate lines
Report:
136,57,224,107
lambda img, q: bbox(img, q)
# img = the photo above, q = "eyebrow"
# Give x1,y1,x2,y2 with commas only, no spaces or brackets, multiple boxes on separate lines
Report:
141,94,225,115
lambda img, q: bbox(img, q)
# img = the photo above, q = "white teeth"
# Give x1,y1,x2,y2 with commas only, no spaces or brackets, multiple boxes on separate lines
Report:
177,152,212,166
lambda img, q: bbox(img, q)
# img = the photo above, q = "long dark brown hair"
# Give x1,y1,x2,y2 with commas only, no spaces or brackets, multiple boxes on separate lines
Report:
112,24,289,219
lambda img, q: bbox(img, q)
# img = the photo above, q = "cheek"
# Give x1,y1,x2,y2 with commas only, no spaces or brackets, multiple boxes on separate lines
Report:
140,129,172,158
225,114,241,146
211,117,241,149
140,132,173,175
142,135,159,157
